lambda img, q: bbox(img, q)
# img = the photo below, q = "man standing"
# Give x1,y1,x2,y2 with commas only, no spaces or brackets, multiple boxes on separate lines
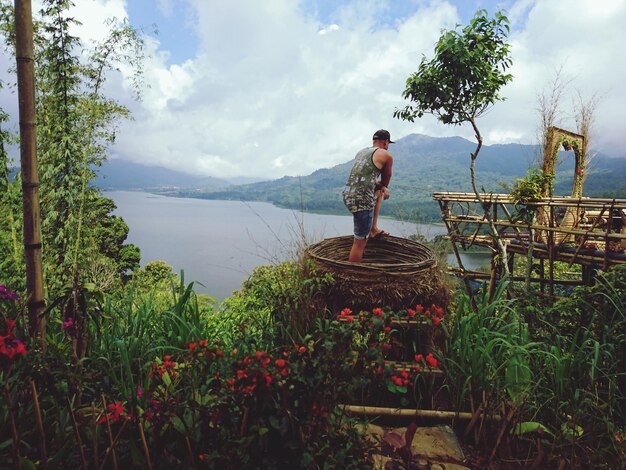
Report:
343,129,394,262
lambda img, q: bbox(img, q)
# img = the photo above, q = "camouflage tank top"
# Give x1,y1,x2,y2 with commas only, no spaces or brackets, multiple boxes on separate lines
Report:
342,147,381,212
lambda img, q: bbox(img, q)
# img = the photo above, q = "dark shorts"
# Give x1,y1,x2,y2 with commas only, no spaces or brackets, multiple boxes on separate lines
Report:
352,209,374,240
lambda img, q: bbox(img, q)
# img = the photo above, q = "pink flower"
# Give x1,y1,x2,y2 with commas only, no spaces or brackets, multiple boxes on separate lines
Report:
62,317,74,331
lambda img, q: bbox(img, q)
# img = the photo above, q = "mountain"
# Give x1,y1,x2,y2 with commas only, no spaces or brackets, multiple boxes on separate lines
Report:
112,134,626,222
95,159,231,190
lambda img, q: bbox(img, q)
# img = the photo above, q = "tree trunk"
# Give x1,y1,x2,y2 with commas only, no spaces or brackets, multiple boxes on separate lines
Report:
468,117,510,284
14,0,46,342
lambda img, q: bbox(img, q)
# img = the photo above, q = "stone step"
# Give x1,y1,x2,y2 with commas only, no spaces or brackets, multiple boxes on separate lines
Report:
361,423,470,470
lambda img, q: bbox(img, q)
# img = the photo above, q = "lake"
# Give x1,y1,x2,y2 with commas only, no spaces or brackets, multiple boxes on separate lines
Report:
107,191,489,300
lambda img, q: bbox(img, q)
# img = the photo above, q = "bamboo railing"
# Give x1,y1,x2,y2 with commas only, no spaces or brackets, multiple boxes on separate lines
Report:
433,192,626,293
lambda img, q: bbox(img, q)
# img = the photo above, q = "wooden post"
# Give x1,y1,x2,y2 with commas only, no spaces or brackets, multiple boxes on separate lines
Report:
14,0,46,341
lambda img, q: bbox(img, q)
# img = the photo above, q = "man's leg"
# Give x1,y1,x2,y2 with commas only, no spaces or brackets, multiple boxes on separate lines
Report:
349,238,367,262
369,190,385,238
349,210,373,262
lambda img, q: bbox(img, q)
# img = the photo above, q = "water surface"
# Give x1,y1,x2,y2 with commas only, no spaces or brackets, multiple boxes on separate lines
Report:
107,191,487,300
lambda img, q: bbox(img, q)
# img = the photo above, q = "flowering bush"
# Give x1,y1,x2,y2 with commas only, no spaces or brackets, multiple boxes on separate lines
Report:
0,318,27,363
0,284,20,303
0,285,27,373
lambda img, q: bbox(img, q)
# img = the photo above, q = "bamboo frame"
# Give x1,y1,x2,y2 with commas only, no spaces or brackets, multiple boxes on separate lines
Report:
434,193,626,291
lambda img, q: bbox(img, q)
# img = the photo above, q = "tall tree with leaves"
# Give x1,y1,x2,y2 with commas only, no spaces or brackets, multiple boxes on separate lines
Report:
1,0,143,298
395,9,513,278
0,98,24,292
34,0,143,292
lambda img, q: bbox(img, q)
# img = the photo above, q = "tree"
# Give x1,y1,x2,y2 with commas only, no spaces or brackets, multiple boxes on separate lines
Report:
0,100,24,292
0,0,144,298
395,9,513,279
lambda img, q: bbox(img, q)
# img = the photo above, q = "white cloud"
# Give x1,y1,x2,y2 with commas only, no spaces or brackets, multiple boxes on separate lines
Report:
2,0,625,179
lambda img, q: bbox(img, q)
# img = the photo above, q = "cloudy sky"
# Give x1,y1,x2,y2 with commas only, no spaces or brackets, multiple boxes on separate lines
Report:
2,0,625,180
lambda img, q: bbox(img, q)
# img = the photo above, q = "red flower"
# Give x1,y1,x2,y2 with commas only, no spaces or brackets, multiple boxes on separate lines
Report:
0,334,27,360
372,308,384,318
298,346,307,353
415,354,423,362
188,342,197,352
416,305,424,313
340,308,352,316
425,353,439,368
98,401,126,425
432,316,441,327
275,359,286,368
435,306,444,317
407,308,416,317
383,326,391,333
199,339,208,347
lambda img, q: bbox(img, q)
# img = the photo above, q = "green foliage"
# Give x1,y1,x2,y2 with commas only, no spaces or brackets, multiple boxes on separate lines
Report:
2,279,374,468
0,0,145,297
443,278,538,412
510,168,554,224
0,101,24,291
395,10,513,125
3,260,626,466
219,260,334,350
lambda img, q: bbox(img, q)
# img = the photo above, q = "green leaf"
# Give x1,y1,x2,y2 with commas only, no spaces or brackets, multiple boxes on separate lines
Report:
511,422,554,437
19,458,38,470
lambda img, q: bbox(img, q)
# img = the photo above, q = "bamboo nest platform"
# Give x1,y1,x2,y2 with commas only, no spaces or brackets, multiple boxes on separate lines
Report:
305,235,445,311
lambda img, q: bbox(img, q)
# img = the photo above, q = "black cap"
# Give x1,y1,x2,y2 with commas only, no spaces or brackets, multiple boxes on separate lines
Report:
373,129,394,143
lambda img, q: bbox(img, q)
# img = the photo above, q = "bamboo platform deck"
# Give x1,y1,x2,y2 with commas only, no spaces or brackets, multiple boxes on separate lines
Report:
433,192,626,292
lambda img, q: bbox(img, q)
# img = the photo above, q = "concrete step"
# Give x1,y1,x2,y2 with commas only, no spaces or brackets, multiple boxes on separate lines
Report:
362,423,470,469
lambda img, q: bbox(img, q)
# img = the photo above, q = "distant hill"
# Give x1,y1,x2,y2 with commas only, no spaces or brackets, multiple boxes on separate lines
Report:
100,134,626,222
95,159,231,190
171,134,626,222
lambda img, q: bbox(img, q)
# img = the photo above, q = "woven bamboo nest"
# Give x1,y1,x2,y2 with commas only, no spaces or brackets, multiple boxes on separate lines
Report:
305,235,443,311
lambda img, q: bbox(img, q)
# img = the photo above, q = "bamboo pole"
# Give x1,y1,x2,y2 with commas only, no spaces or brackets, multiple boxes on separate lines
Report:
101,395,119,470
30,381,47,469
14,0,46,341
138,421,153,470
4,383,21,470
66,397,88,470
341,404,500,421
